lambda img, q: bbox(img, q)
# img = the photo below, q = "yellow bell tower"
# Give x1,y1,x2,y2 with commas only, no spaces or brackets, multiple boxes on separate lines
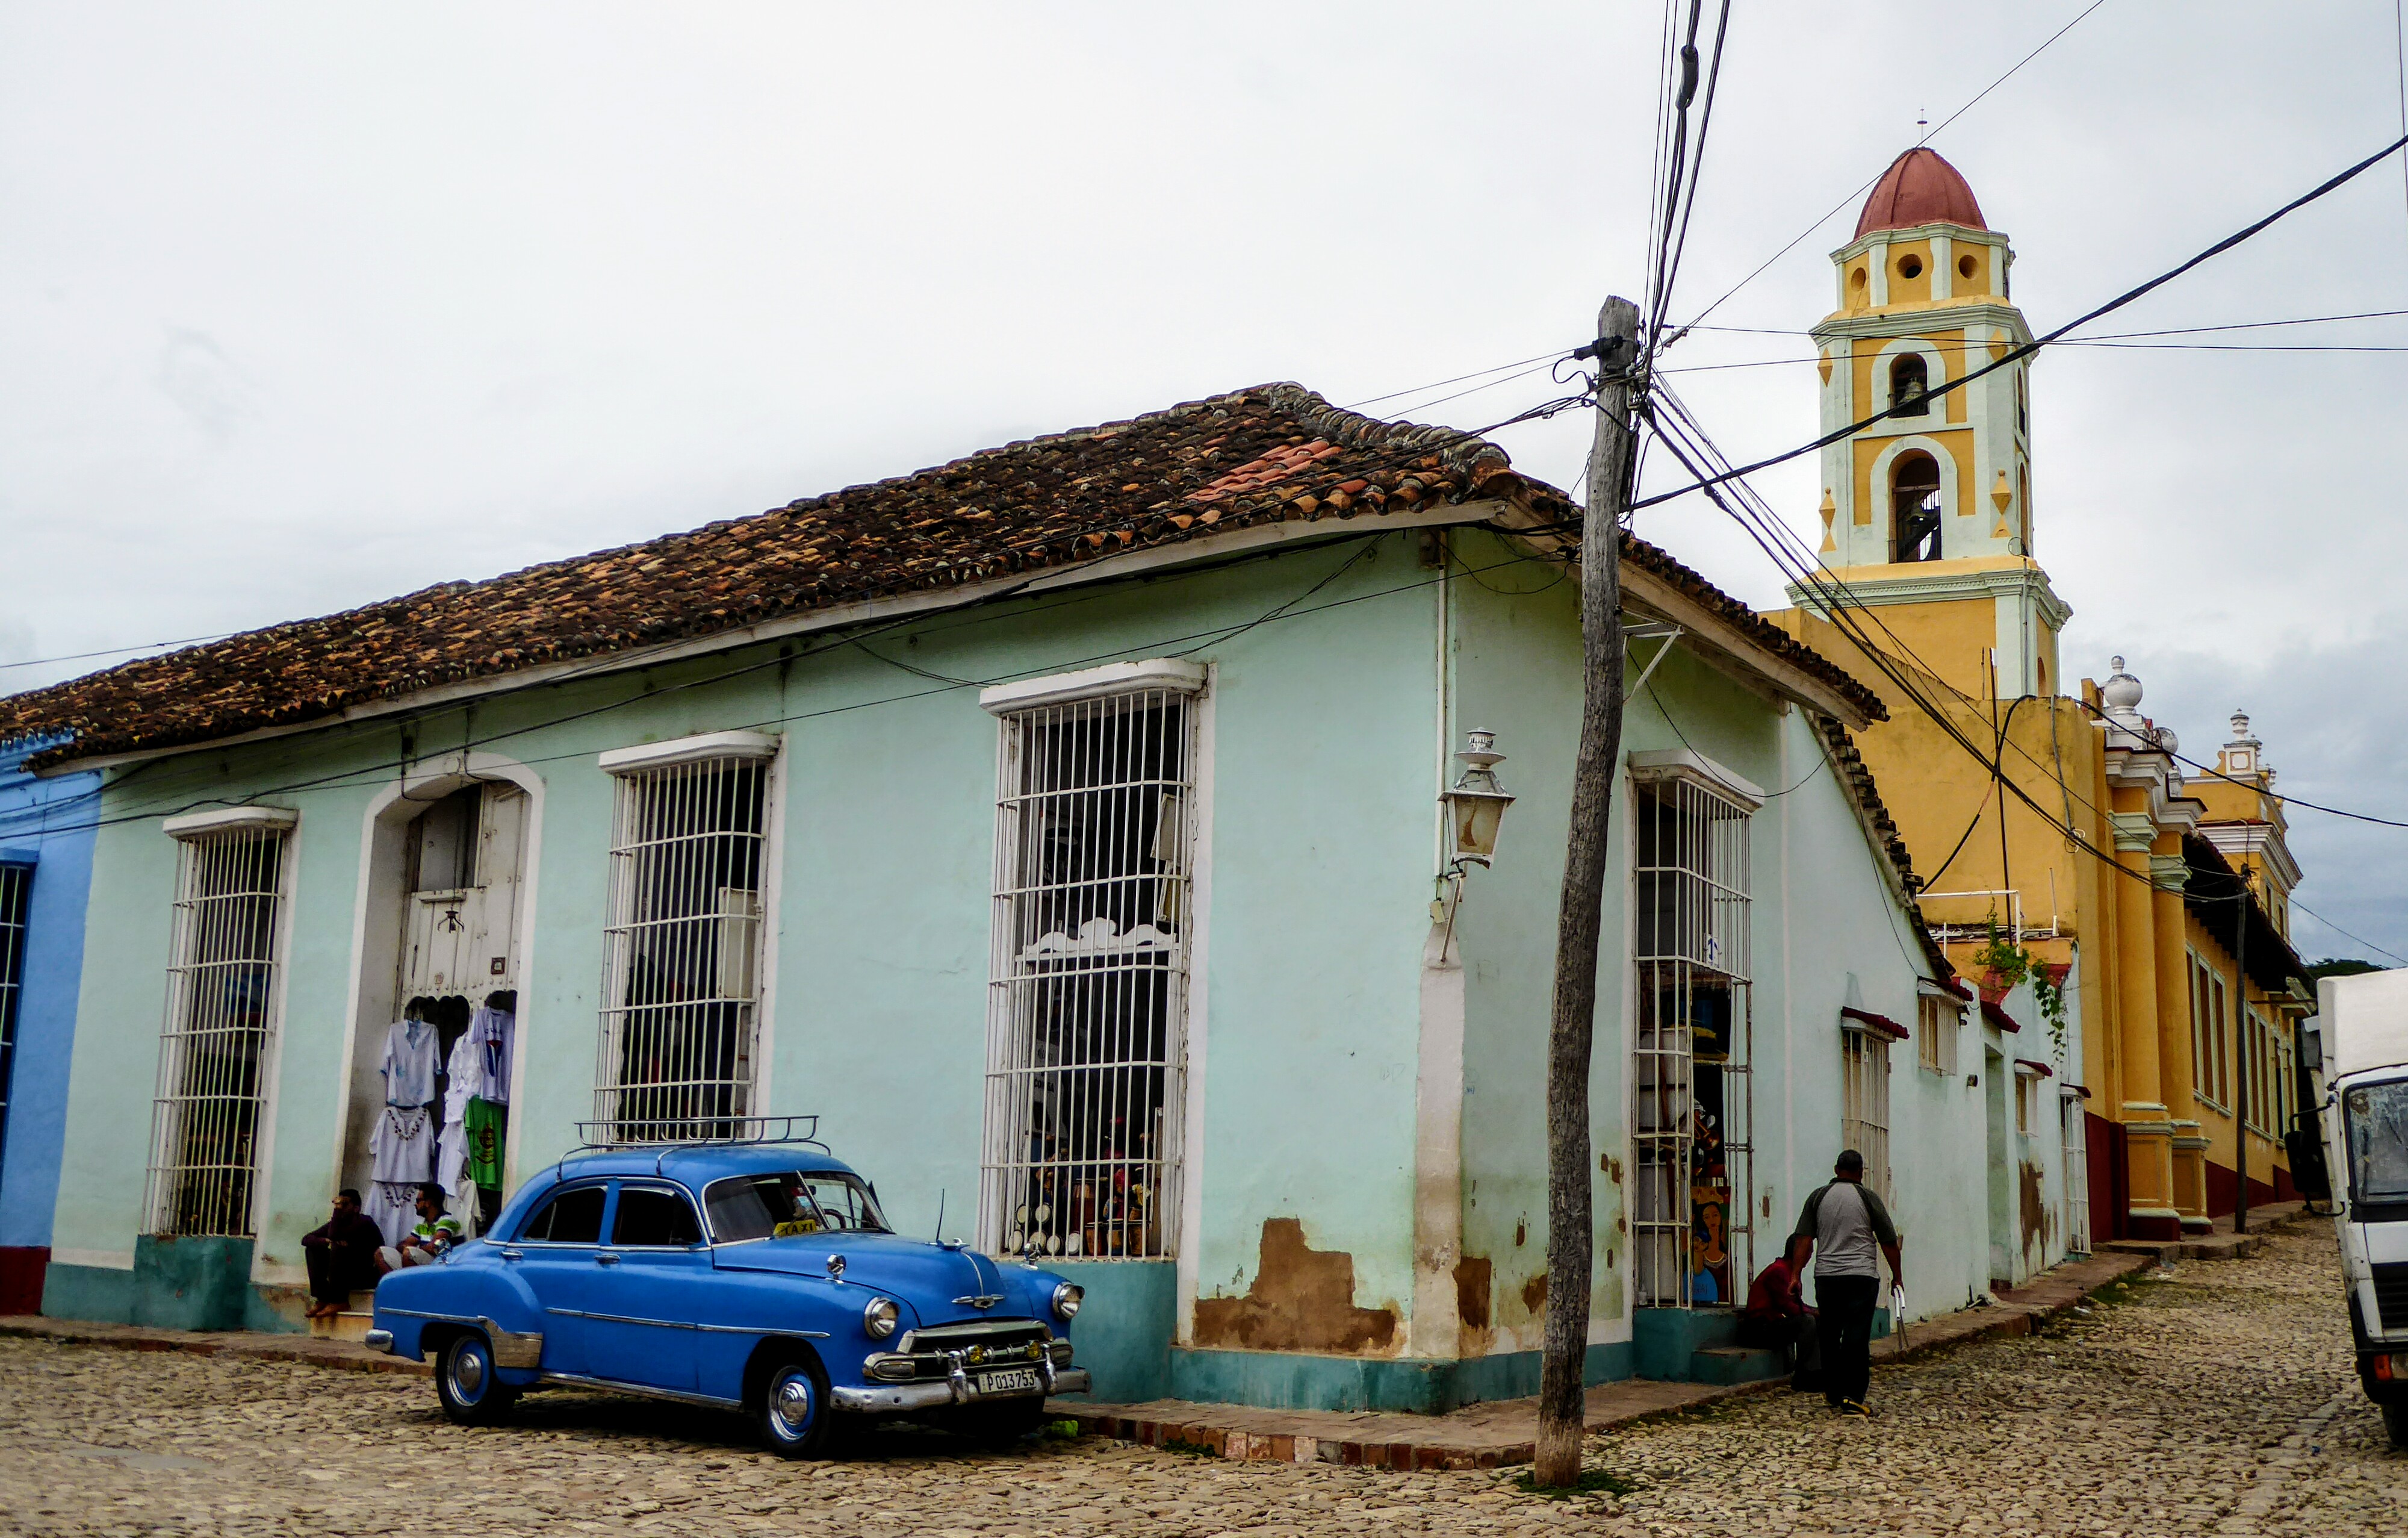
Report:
1787,147,2069,702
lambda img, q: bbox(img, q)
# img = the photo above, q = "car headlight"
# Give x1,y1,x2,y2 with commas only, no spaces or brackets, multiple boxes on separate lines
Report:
1051,1281,1084,1321
863,1297,899,1340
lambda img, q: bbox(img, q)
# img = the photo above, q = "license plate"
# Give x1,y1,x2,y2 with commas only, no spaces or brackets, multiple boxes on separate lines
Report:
978,1367,1044,1395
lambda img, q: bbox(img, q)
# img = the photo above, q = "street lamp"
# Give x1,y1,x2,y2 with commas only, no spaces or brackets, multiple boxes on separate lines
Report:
1442,730,1516,868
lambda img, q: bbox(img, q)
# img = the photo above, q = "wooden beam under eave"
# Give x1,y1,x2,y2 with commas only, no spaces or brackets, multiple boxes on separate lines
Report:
1476,508,1877,730
1618,562,1875,729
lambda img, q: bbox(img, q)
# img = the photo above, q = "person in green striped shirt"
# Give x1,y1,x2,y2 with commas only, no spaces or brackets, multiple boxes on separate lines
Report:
376,1183,465,1274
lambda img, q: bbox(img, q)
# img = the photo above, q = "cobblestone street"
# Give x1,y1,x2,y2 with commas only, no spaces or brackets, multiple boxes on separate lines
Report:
1,1222,2400,1536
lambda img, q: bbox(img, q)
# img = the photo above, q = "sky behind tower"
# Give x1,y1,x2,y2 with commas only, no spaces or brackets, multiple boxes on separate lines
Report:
4,2,2407,954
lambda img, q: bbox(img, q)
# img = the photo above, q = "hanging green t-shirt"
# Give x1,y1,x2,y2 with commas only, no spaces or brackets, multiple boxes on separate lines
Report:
465,1097,507,1192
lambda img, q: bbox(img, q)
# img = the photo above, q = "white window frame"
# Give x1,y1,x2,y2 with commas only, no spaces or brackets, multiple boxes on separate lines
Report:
976,661,1205,1261
1628,750,1758,1310
593,732,778,1141
1916,982,1961,1077
145,806,299,1238
1840,1020,1894,1204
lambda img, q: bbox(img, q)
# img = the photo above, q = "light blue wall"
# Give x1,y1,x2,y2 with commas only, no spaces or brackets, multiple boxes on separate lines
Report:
0,735,101,1260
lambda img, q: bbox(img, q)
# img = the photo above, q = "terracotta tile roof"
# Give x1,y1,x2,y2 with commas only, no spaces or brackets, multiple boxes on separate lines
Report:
2,381,1879,765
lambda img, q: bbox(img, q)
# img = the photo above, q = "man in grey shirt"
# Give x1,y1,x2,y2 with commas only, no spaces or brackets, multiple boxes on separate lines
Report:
1793,1148,1902,1415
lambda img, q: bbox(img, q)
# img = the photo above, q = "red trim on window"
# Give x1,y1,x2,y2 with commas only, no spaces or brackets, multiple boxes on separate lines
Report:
1981,998,2021,1033
2013,1057,2053,1078
1840,1006,1910,1041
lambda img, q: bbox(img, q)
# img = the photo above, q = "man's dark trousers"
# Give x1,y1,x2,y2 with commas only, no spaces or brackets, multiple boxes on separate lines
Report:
1817,1274,1879,1407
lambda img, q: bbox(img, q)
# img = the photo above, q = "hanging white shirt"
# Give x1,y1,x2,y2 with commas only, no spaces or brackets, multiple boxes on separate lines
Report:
369,1105,435,1185
465,1006,515,1103
380,1019,440,1107
441,1030,482,1126
368,1182,420,1248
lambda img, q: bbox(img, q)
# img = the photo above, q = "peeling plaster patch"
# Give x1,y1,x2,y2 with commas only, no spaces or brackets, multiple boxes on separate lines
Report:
1513,1218,1527,1247
1603,1154,1624,1185
2020,1160,2051,1263
1191,1218,1400,1355
1453,1255,1492,1330
1521,1272,1548,1316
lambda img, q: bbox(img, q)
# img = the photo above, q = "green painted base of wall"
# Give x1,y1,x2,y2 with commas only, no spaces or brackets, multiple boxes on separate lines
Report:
41,1262,136,1324
1048,1259,1175,1404
1167,1340,1634,1415
129,1236,256,1331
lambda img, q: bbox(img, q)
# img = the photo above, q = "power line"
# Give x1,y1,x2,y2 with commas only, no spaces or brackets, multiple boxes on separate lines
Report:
2,630,243,674
1662,340,2408,374
2292,897,2408,968
1690,306,2408,341
1673,0,2110,335
1631,128,2408,511
1340,349,1576,412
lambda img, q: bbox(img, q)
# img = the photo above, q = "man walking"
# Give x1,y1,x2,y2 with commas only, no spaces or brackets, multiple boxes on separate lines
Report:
1792,1149,1901,1416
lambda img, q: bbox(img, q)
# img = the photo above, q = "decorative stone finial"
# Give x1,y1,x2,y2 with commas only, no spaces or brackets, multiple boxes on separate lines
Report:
2100,656,2151,749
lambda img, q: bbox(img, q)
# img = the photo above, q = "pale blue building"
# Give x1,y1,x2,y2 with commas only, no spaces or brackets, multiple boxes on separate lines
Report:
0,733,101,1313
5,384,2005,1408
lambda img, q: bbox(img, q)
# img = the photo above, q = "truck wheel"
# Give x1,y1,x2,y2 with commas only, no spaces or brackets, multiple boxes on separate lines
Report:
2385,1401,2407,1451
435,1332,518,1427
756,1353,833,1459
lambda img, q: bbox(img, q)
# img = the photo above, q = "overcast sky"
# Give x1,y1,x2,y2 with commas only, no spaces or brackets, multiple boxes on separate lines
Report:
5,2,2407,957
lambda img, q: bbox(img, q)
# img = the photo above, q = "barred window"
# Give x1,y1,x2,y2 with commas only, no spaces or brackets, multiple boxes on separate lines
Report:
980,670,1200,1261
1841,1027,1892,1203
1630,759,1755,1309
1916,987,1960,1076
146,815,293,1238
595,742,774,1141
0,862,31,1180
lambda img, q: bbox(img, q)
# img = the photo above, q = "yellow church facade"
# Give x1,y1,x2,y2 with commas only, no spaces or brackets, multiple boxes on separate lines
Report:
1767,149,2316,1246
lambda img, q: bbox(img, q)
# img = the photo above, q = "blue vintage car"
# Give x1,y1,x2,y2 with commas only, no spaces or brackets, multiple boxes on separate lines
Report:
365,1130,1088,1456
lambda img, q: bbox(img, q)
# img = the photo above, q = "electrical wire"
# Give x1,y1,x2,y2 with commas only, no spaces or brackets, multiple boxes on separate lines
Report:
1688,307,2408,341
1,631,243,673
1631,128,2408,511
2292,898,2408,968
1672,0,2110,337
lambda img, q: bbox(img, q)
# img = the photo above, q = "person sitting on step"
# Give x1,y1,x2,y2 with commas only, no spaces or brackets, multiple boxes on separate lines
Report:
300,1189,386,1319
376,1183,465,1274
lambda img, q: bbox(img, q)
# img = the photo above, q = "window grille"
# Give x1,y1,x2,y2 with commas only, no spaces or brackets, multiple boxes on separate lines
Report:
1630,773,1752,1309
0,864,31,1182
2060,1091,2092,1256
1916,989,1960,1076
1840,1028,1891,1203
981,685,1197,1261
595,756,771,1141
144,828,290,1238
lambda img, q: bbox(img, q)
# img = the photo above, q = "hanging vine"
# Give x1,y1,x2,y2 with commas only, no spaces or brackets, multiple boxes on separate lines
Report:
1971,919,2069,1063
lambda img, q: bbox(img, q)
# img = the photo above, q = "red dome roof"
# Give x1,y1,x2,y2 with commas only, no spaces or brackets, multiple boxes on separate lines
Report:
1854,148,1987,238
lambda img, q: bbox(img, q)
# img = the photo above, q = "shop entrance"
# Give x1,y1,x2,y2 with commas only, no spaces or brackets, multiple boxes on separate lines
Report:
340,777,529,1247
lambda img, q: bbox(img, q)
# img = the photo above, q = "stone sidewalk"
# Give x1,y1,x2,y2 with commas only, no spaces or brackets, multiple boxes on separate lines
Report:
0,1206,2309,1474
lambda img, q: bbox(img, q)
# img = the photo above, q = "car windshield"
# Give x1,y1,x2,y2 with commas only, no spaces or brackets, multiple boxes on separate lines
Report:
705,1171,890,1242
2345,1078,2408,1207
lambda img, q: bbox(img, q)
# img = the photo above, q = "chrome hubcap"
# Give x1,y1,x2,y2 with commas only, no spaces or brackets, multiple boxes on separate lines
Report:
772,1376,813,1434
452,1347,485,1397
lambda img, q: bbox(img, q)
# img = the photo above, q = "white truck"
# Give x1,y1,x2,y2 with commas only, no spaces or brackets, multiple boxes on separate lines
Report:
2316,968,2408,1448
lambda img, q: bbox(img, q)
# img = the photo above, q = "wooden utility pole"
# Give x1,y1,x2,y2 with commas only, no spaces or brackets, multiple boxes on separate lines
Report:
1534,296,1640,1487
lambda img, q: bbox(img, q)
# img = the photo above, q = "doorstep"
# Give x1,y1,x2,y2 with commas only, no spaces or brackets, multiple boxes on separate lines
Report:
2097,1200,2306,1265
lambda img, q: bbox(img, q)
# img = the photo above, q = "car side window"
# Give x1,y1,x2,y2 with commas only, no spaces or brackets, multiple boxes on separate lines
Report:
612,1186,703,1248
521,1185,606,1244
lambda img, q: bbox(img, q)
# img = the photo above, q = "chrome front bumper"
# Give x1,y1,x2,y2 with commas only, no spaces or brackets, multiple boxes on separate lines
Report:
831,1363,1090,1413
362,1328,394,1353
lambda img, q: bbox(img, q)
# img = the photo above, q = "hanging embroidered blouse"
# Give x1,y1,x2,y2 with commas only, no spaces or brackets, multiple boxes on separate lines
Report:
380,1018,441,1108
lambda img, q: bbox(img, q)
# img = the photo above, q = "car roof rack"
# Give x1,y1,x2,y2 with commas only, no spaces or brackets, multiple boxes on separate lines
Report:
570,1115,827,1153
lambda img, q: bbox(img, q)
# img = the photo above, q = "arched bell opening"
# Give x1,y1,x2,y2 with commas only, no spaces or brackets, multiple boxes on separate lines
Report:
1891,451,1944,563
1888,353,1931,419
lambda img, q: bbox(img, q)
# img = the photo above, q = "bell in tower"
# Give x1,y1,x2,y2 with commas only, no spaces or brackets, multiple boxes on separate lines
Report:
1891,452,1943,562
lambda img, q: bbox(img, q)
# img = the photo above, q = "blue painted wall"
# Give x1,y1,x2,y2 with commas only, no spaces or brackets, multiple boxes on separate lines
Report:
0,732,100,1311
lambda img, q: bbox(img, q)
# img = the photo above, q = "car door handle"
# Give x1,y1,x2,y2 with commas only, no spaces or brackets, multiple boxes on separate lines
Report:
499,1248,523,1262
595,1252,621,1266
